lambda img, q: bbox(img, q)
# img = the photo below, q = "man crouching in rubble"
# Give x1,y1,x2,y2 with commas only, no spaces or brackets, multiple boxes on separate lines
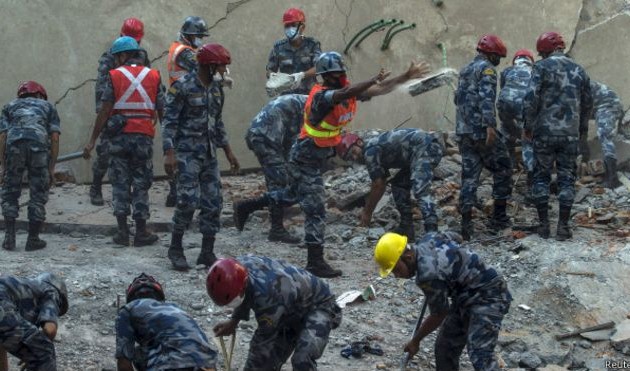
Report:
0,273,68,371
374,231,511,370
209,256,342,371
115,273,217,371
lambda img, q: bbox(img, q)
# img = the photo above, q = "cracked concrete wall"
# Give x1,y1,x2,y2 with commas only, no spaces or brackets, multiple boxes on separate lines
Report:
0,0,599,182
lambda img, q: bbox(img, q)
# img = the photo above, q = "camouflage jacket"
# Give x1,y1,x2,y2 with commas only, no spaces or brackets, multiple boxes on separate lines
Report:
162,72,229,155
115,298,216,370
95,48,151,113
412,232,512,315
455,54,498,139
0,97,61,151
591,81,623,118
231,255,336,334
498,60,533,111
524,52,593,139
246,94,307,154
364,128,442,180
0,275,63,325
266,36,321,95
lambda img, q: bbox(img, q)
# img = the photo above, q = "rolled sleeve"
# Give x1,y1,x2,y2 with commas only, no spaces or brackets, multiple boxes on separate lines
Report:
115,309,136,361
162,83,184,152
48,107,61,134
36,297,60,325
100,74,116,104
478,67,498,129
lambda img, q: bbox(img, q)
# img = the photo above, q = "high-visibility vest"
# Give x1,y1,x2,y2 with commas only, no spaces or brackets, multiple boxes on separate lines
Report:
110,65,160,137
299,84,357,147
167,41,194,85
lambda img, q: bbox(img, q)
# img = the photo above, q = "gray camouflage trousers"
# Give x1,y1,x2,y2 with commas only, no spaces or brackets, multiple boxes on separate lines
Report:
1,140,50,222
435,302,509,371
246,136,290,192
244,304,342,371
532,137,578,207
596,110,621,160
499,107,535,173
108,134,153,220
173,151,222,236
92,135,110,183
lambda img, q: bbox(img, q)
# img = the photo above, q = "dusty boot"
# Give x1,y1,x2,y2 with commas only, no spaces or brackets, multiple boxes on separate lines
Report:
488,200,511,232
461,211,473,241
536,204,550,239
2,218,16,251
89,180,104,206
25,221,47,251
604,157,622,189
133,219,158,246
233,196,269,231
168,232,190,271
165,180,177,207
556,205,573,241
196,235,218,267
268,206,300,243
113,216,130,246
393,213,415,241
306,244,342,278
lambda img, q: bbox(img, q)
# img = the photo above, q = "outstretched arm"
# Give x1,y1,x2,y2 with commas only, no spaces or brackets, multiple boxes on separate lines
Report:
363,61,431,98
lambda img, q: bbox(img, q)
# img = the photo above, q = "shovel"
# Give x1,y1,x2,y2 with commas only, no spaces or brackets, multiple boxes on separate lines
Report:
218,333,236,371
400,297,428,370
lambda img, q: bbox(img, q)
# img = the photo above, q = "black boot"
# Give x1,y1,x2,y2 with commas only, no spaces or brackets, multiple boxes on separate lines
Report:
393,212,415,241
268,206,300,243
306,244,342,278
89,179,104,206
133,219,158,246
536,204,550,239
113,215,130,246
2,218,16,251
461,211,473,241
604,157,622,189
196,235,218,267
25,221,47,251
488,200,511,232
168,232,190,271
556,204,573,241
233,196,270,231
165,180,177,207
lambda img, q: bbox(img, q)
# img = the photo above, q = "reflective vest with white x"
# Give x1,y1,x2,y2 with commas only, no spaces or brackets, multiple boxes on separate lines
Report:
110,64,160,137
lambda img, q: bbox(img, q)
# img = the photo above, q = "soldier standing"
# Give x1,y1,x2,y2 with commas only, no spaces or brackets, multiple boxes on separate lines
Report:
0,81,60,251
455,34,513,241
524,32,592,240
590,80,623,189
162,43,240,271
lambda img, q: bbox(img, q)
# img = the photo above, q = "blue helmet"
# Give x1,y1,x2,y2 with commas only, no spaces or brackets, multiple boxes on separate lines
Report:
111,36,140,55
315,51,347,75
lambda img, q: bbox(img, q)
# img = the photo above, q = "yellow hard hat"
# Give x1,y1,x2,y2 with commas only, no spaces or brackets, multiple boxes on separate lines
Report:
374,232,408,278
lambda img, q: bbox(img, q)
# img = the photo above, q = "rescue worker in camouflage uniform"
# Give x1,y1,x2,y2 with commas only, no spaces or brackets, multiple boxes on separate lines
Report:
209,256,342,371
455,34,513,241
116,273,217,371
0,81,60,252
266,8,321,95
338,129,445,239
0,273,68,371
91,18,151,206
590,80,623,189
498,49,536,200
162,43,241,271
234,52,430,278
244,94,307,244
374,232,511,371
84,36,165,247
524,32,592,241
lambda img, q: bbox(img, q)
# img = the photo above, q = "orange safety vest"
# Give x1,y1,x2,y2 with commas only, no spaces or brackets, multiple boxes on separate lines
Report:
167,41,194,85
299,84,357,147
110,65,160,137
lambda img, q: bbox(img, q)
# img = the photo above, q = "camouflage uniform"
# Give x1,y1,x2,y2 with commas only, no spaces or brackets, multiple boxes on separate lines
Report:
411,232,511,371
116,298,216,370
455,55,513,214
524,52,592,207
498,59,534,172
0,97,60,222
0,275,65,371
591,81,623,160
245,94,307,192
231,255,342,371
162,73,228,235
267,37,321,95
363,129,444,227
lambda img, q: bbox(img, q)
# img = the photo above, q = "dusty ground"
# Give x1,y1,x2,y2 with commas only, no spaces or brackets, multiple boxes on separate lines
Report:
2,157,630,370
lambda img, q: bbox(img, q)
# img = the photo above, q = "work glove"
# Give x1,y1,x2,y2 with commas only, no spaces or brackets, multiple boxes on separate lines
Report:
579,136,590,163
289,72,305,90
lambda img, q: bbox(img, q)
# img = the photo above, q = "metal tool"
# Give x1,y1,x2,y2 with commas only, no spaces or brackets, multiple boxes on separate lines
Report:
56,150,84,163
219,334,236,371
555,321,615,340
400,297,428,370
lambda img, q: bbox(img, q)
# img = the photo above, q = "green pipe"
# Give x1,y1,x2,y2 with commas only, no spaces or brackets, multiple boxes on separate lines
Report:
437,42,448,68
380,20,405,50
343,19,385,54
382,23,416,49
354,19,398,49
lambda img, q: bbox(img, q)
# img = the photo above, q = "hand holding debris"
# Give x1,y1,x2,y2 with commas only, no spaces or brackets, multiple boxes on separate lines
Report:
82,142,94,160
225,149,241,175
213,319,238,337
405,60,431,80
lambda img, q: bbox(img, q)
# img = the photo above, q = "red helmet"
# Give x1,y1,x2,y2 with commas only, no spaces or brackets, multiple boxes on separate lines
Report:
513,48,535,64
335,133,362,160
17,81,48,100
121,17,144,42
283,8,305,25
206,258,248,306
126,273,165,303
197,43,231,66
536,31,565,54
476,34,507,58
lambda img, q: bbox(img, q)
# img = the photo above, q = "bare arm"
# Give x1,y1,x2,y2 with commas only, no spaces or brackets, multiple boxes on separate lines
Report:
360,178,387,226
83,101,113,158
363,61,431,98
304,66,316,79
332,69,388,103
0,347,8,371
413,312,447,343
49,133,59,183
117,357,135,371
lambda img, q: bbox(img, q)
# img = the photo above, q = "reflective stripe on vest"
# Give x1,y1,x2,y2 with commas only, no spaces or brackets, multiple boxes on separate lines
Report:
113,67,156,110
302,122,341,138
